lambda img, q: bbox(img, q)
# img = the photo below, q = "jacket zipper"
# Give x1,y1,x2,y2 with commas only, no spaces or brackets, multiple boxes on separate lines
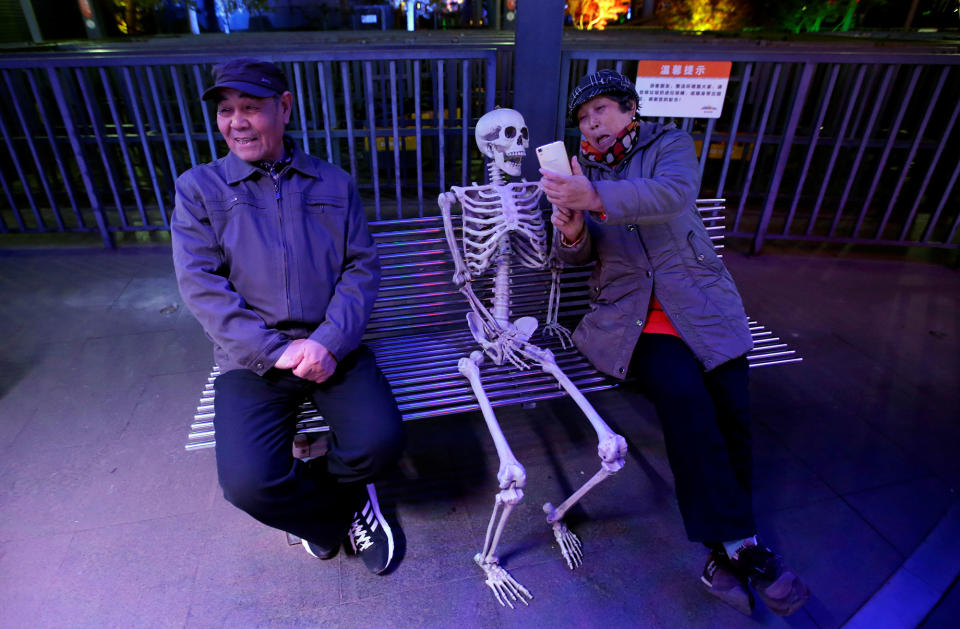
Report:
273,172,292,321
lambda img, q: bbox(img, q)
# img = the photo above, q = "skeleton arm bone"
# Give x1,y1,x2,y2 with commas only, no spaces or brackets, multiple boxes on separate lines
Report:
541,229,573,348
439,191,472,287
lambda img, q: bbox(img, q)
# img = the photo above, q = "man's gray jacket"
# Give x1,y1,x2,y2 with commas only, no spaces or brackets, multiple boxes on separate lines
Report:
557,121,753,379
171,146,380,376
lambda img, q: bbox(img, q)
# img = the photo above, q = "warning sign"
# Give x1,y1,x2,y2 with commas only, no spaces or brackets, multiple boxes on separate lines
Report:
635,61,732,119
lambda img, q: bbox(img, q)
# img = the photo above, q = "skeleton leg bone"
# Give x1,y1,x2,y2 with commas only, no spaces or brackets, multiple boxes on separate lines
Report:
526,345,628,569
458,353,533,607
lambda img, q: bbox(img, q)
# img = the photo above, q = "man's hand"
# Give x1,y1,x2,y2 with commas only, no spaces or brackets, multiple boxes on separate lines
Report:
274,338,338,384
540,157,602,212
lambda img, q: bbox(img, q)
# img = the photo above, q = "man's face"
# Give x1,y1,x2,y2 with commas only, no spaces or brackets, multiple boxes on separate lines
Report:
577,95,635,153
215,88,292,162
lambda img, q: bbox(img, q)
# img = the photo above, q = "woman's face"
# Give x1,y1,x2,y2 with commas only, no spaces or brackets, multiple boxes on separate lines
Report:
577,95,635,152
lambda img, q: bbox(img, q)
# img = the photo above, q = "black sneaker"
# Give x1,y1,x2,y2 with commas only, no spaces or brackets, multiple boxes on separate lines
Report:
302,537,339,560
732,544,810,616
348,483,395,574
701,550,754,616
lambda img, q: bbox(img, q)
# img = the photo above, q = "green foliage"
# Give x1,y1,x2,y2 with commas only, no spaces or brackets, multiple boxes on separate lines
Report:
758,0,890,33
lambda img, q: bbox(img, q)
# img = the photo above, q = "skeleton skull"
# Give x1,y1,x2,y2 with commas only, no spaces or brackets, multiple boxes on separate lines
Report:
475,108,529,178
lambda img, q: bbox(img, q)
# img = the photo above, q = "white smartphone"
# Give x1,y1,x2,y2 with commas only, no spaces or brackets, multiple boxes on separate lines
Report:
536,141,572,176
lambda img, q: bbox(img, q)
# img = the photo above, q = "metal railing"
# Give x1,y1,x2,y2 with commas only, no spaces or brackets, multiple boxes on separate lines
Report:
0,44,500,245
559,41,960,251
1,35,958,253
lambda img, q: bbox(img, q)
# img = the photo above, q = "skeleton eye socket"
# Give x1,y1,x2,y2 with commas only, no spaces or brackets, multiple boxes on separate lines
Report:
520,127,529,140
504,126,517,139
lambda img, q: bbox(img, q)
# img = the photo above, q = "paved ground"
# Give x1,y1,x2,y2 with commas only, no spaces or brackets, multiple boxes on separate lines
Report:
0,243,958,628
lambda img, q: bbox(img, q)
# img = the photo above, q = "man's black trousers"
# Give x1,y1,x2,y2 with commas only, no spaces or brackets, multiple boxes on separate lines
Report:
213,344,405,548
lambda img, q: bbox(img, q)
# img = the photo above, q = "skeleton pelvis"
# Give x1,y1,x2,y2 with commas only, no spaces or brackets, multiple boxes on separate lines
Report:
466,313,539,365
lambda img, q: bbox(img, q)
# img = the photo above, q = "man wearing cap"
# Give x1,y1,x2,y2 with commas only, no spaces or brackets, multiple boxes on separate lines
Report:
171,58,404,575
540,69,810,616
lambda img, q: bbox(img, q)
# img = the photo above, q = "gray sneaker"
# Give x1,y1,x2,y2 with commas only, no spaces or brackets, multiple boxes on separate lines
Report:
733,544,810,616
701,550,754,616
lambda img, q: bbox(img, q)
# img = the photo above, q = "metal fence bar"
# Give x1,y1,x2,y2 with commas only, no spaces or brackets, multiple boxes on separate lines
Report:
0,166,15,232
783,64,838,235
26,68,84,228
830,64,896,238
192,65,218,160
437,59,446,194
698,117,715,180
807,65,865,237
3,69,63,231
852,65,921,239
0,85,43,230
340,61,358,181
388,61,402,218
145,66,176,226
46,67,111,247
99,67,145,228
716,62,751,198
121,66,167,226
0,141,26,232
76,68,130,230
890,66,949,241
292,62,309,154
461,60,470,188
170,66,198,169
752,62,814,253
937,159,960,245
733,63,781,232
414,61,424,217
362,61,381,219
919,90,960,242
317,62,334,163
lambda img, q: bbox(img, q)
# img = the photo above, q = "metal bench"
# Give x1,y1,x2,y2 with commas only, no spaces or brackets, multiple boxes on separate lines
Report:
185,199,802,452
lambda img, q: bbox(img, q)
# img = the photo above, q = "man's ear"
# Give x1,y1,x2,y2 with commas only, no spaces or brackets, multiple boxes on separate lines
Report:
279,91,294,123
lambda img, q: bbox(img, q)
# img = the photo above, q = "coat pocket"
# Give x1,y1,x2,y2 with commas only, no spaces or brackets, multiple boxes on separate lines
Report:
302,193,347,215
686,229,724,287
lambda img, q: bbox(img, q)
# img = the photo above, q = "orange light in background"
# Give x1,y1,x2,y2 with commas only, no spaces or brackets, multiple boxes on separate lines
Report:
567,0,631,31
658,0,752,32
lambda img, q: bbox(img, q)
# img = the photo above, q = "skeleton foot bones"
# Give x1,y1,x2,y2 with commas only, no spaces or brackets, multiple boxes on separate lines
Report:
440,107,626,606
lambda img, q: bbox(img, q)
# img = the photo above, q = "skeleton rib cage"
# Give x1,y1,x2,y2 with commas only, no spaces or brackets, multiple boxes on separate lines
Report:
453,181,548,278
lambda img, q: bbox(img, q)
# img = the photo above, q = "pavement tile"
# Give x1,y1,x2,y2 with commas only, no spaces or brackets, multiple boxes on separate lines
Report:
188,505,342,626
755,498,903,629
244,575,504,629
0,441,108,541
10,380,144,451
123,370,214,439
0,532,74,628
73,426,219,530
31,513,208,629
845,476,955,557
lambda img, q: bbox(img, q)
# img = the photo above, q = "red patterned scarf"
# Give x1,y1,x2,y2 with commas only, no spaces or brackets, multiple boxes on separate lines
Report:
580,117,640,168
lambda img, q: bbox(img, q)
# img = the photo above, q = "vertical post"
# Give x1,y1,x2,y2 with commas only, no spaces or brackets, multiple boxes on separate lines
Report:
18,0,42,42
512,0,565,182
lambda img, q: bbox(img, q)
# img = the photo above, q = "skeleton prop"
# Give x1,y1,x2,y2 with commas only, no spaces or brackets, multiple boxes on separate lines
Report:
437,108,627,607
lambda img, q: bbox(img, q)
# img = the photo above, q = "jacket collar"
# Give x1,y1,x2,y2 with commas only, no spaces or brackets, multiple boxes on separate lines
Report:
223,136,323,184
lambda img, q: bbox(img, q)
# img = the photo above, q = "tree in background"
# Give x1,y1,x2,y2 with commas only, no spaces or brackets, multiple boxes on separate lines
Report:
567,0,632,30
654,0,753,31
